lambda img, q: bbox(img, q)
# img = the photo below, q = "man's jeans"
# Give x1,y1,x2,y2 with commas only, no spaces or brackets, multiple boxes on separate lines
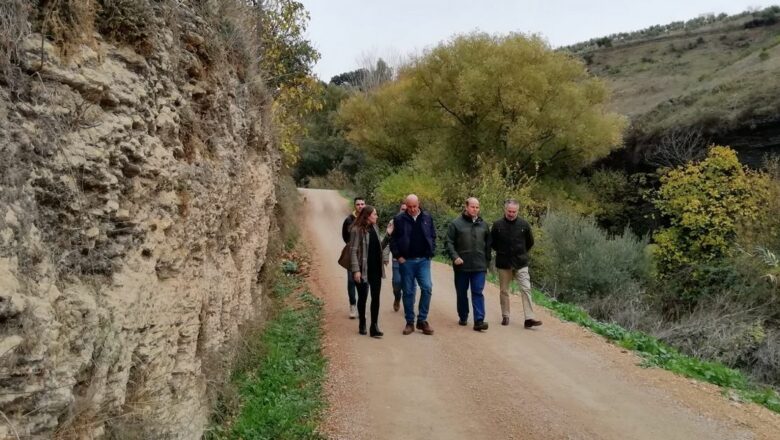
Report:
400,258,433,324
346,269,356,305
454,270,486,322
392,259,403,300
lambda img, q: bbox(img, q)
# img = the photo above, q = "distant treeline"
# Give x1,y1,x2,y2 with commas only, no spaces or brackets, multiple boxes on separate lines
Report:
564,6,780,53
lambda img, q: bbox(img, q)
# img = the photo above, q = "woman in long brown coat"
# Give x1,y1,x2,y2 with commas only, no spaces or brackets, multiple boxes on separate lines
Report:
349,205,390,337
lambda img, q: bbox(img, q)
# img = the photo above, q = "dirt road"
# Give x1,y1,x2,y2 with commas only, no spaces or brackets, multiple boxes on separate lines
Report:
300,188,780,440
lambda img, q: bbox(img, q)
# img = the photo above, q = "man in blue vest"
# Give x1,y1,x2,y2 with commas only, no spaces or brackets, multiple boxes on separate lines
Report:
390,194,437,335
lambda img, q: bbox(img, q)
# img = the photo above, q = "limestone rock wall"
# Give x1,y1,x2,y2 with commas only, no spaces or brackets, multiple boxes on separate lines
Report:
0,3,279,438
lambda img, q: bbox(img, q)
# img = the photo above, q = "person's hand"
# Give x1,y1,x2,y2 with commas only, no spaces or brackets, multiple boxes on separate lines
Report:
353,272,362,283
397,257,406,264
454,257,464,265
386,222,394,235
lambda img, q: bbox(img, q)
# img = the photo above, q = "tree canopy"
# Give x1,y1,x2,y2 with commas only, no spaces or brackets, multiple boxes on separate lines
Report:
338,33,626,176
253,0,322,164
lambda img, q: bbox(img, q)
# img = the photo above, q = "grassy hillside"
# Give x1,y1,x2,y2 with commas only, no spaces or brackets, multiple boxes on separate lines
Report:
567,7,780,163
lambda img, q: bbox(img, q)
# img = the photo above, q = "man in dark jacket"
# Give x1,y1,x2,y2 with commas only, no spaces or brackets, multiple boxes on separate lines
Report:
390,194,437,335
342,197,365,318
491,199,542,328
446,198,491,331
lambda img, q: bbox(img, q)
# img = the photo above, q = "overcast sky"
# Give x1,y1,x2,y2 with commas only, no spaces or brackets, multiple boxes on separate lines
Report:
300,0,779,81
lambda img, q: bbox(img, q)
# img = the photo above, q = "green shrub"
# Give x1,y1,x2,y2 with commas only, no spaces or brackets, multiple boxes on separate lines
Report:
352,160,394,203
374,167,447,211
532,176,599,217
654,146,770,276
739,156,780,252
587,170,637,234
535,210,651,302
651,258,768,316
595,37,612,48
450,157,537,224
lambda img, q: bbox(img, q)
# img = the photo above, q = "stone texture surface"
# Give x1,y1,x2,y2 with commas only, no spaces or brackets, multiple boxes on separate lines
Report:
0,5,278,438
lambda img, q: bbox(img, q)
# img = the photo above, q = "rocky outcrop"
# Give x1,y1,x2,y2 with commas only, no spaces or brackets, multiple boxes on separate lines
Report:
0,3,278,438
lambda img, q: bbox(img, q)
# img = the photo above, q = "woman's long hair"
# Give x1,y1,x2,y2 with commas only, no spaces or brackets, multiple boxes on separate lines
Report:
351,205,376,233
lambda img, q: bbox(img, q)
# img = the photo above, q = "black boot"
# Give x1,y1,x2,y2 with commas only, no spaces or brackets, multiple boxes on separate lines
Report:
369,323,383,338
359,319,367,335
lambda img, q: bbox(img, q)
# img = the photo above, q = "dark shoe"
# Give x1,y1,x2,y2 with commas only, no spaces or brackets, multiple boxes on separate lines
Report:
473,320,489,331
524,319,542,329
370,323,383,338
402,323,415,335
501,316,509,326
417,320,434,335
393,298,400,312
458,319,467,326
359,320,367,335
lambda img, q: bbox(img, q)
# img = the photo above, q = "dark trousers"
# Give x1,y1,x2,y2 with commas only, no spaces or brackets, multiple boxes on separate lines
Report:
346,269,356,305
392,259,403,300
357,275,382,325
454,270,486,322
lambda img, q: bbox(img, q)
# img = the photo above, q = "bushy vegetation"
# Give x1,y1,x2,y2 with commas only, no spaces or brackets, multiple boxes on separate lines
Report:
526,146,780,392
534,210,651,303
653,146,770,276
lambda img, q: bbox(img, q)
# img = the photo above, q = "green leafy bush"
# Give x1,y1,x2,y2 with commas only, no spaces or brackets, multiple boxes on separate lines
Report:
654,146,770,276
352,160,394,203
534,210,651,302
449,157,538,223
374,167,447,211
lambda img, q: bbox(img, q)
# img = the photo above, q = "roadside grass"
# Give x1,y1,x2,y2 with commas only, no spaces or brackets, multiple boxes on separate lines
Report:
206,263,327,439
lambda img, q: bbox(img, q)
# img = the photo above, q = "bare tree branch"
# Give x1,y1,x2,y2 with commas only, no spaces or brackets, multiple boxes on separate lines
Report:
645,128,710,168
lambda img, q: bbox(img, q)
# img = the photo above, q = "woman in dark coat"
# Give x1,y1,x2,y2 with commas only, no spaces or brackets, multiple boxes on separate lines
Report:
349,205,390,337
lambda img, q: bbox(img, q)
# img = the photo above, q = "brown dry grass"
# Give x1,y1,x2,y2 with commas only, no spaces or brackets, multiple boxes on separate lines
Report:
37,0,98,59
0,1,31,77
583,19,780,136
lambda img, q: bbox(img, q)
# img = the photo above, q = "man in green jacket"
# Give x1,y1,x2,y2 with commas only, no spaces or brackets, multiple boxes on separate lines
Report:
491,199,542,328
445,197,491,331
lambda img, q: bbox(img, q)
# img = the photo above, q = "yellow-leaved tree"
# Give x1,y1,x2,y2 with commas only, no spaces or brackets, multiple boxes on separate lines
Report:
338,32,626,177
653,146,770,276
255,0,322,165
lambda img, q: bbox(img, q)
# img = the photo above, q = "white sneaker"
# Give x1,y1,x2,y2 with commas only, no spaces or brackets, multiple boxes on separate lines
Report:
349,305,357,319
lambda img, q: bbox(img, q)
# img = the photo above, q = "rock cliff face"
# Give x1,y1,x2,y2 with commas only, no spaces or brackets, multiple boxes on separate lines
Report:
0,3,279,438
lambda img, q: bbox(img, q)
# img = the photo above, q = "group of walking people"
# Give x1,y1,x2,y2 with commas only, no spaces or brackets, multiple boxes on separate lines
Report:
341,194,542,338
